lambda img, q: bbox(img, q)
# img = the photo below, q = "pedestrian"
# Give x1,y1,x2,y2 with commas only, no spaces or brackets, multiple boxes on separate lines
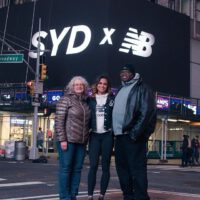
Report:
191,136,199,165
55,76,91,200
87,75,115,200
37,127,44,149
181,135,189,167
112,64,157,200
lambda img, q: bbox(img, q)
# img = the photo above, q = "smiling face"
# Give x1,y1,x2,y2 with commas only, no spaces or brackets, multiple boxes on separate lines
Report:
73,79,85,94
120,70,134,82
97,78,108,95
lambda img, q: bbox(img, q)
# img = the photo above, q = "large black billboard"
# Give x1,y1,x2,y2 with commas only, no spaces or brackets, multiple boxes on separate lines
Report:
0,0,190,96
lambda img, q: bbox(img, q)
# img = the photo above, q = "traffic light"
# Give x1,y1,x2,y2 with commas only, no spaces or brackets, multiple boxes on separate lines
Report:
40,63,48,81
27,80,35,96
43,107,51,117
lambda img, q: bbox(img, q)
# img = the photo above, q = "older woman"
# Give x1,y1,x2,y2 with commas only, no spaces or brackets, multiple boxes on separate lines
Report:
55,76,91,200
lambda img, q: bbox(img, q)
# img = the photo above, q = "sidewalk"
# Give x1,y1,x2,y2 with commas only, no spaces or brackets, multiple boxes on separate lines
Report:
47,153,183,166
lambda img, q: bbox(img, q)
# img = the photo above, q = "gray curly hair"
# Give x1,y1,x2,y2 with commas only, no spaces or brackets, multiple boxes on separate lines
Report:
65,76,89,96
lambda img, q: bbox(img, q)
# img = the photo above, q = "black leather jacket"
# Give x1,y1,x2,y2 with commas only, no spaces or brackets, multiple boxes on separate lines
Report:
121,78,157,142
89,94,115,132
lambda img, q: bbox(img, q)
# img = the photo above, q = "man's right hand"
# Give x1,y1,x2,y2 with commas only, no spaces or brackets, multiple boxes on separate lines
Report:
60,141,68,150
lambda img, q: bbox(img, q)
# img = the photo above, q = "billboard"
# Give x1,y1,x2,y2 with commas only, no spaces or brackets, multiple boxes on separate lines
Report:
0,0,190,96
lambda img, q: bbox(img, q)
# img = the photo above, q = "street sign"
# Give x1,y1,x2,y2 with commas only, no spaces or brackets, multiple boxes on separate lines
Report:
0,54,24,63
34,81,44,94
32,102,40,107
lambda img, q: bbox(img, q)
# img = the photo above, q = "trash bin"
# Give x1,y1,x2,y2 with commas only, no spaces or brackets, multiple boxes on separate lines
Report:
5,140,15,159
15,141,26,161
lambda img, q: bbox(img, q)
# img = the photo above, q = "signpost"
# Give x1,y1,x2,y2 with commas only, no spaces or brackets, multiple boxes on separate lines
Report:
0,54,24,63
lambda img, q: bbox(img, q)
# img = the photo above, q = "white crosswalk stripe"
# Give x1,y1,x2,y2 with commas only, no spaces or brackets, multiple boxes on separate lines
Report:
0,181,45,187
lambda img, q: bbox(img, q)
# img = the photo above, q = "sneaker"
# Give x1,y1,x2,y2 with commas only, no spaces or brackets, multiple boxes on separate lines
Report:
88,196,93,200
98,194,104,200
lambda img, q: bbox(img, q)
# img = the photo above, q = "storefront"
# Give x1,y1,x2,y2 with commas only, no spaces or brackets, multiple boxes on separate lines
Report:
0,112,56,151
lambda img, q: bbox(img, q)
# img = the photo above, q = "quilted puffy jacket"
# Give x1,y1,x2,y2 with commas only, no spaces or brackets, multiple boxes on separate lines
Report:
55,92,91,144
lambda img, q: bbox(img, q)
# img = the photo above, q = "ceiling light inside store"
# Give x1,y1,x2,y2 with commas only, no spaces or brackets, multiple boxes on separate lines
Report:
177,119,190,123
169,128,184,131
167,118,177,122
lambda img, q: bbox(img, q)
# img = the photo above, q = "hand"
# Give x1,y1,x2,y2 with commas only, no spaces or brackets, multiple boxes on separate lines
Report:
60,141,68,150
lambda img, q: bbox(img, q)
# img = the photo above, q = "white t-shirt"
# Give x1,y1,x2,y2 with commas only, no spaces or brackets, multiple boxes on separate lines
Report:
95,93,108,133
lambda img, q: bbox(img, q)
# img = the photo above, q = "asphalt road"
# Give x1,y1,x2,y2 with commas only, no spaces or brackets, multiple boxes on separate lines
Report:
0,156,200,200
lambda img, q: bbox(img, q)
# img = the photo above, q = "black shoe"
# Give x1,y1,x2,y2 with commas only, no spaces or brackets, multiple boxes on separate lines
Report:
123,195,135,200
71,196,77,200
98,195,104,200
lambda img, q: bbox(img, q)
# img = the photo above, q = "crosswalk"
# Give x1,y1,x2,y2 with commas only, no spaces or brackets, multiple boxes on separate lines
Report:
2,190,122,200
2,189,200,200
1,175,200,199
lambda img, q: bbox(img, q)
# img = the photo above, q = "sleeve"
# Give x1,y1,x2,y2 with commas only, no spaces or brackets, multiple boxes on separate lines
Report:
55,97,69,142
129,87,156,141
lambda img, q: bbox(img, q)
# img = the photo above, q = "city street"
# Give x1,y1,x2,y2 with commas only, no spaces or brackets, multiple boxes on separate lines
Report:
0,155,200,200
0,0,200,200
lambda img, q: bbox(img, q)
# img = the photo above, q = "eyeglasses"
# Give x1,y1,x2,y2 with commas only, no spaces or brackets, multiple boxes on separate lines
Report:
73,83,84,87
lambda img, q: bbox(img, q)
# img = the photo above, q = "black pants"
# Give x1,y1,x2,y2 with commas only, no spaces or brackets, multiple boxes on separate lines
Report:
115,134,150,200
88,132,114,196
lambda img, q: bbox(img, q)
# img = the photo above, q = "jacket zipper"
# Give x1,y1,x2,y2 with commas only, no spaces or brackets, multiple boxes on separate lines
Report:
79,100,86,143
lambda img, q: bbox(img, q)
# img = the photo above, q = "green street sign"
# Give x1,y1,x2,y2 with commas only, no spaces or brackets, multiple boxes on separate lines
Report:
0,54,24,63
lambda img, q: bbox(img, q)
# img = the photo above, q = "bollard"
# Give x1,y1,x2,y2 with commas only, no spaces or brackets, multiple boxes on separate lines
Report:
15,141,26,161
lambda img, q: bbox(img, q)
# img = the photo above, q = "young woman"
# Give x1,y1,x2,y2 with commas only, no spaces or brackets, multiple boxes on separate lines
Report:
55,76,91,200
88,75,115,200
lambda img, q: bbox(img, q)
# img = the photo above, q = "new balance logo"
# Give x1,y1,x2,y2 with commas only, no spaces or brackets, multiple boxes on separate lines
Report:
119,28,155,57
29,25,155,58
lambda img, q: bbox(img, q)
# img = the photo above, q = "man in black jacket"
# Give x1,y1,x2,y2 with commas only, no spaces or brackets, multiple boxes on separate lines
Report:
112,64,157,200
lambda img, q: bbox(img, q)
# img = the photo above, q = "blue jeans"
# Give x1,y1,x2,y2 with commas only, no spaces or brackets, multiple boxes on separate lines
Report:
57,142,86,200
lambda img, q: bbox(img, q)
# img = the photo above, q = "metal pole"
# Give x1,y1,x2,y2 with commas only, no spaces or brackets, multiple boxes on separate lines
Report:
45,117,50,157
42,118,45,155
193,0,196,38
164,119,167,160
179,0,182,13
1,0,10,54
161,118,164,160
29,18,41,160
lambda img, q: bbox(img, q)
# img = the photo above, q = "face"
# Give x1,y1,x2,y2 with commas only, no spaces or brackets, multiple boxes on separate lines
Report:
97,78,108,95
73,79,85,94
120,70,134,82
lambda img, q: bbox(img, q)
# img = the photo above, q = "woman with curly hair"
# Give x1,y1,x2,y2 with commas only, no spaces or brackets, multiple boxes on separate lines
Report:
55,76,91,200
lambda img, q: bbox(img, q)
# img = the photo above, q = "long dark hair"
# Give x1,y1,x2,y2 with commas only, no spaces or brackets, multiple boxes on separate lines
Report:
91,75,112,97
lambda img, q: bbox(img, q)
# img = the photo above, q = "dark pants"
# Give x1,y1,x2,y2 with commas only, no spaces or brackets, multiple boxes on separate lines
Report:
37,139,43,148
57,142,86,200
181,149,188,166
115,134,150,200
88,132,114,196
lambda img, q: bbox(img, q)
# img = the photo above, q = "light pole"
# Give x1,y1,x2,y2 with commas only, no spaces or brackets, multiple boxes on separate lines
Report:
29,18,42,160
